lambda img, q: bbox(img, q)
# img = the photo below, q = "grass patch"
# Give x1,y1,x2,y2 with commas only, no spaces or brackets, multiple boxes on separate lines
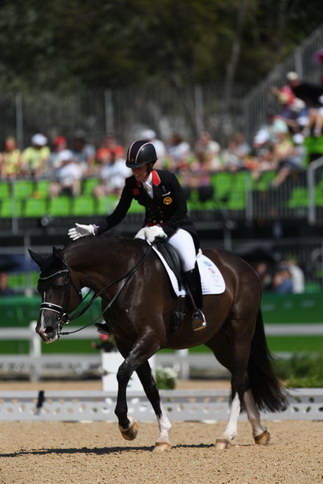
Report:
267,335,323,353
273,352,323,387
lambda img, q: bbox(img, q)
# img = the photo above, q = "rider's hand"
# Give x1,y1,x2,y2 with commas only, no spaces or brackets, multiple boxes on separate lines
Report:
68,223,97,240
134,228,147,240
135,226,167,244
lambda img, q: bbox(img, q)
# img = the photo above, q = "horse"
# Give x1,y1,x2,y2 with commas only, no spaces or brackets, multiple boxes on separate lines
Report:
29,235,287,451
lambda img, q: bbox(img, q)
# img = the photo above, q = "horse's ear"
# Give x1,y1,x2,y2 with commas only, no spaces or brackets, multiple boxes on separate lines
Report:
28,249,46,268
52,247,62,260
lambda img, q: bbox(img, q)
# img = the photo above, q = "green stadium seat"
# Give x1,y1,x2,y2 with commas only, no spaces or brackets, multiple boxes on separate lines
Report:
128,200,145,214
315,188,323,206
34,180,50,198
304,136,323,164
0,181,10,199
227,192,246,210
211,172,233,199
96,195,119,215
71,196,96,216
8,273,27,290
24,198,48,217
13,180,34,199
0,199,23,217
233,171,252,193
48,196,72,216
253,171,276,191
287,187,308,208
82,178,100,196
187,190,203,211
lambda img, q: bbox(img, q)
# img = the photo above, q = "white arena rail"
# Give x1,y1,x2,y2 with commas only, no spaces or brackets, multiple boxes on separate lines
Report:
0,322,323,380
0,389,322,422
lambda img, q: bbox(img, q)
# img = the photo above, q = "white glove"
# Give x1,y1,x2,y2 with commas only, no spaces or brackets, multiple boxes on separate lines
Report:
134,226,167,244
134,228,147,240
68,223,96,241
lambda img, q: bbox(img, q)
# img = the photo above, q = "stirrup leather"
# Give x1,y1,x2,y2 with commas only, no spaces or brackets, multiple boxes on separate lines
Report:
192,309,207,331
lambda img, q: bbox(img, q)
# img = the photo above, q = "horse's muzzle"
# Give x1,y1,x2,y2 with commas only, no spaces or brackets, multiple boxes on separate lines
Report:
37,325,59,343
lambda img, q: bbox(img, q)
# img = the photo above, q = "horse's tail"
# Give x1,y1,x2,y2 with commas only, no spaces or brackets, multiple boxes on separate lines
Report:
247,310,288,412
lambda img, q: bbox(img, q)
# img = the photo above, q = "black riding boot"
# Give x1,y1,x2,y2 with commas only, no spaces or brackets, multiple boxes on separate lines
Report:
184,264,207,331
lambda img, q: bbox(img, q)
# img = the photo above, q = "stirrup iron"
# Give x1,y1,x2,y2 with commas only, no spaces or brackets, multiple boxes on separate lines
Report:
192,309,207,331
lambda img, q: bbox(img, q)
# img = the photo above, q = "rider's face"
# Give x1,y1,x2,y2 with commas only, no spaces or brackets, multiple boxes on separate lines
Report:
132,165,149,182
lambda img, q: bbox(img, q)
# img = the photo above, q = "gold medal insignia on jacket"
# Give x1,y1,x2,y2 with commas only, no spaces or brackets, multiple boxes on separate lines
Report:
163,196,172,205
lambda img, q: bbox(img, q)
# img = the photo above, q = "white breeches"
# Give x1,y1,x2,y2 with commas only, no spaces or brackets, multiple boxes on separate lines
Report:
168,228,196,272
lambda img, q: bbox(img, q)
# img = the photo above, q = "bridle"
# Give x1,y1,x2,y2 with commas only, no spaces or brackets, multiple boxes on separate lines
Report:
38,244,153,336
39,262,83,330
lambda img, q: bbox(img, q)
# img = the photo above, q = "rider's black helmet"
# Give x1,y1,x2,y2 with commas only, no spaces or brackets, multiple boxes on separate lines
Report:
126,140,157,168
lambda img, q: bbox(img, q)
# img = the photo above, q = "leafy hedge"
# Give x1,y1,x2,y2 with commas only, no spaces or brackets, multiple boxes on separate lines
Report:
273,352,323,388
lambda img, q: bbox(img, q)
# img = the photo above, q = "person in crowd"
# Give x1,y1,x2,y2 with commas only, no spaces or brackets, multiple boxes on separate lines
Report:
271,71,299,108
272,263,293,294
140,129,167,168
286,257,305,294
253,111,289,151
271,132,306,187
194,131,222,172
93,149,131,197
46,135,68,178
96,134,125,165
91,333,116,352
276,97,309,134
68,139,207,332
71,130,96,175
167,133,192,173
306,94,323,137
222,132,251,172
254,261,273,291
0,136,22,178
21,133,50,178
285,71,323,107
49,149,83,197
0,272,15,296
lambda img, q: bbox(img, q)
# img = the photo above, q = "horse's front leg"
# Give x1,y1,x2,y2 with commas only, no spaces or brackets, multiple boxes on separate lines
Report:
114,337,160,444
136,360,172,452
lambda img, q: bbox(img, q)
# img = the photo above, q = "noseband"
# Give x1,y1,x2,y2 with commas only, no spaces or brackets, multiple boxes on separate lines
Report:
39,264,82,328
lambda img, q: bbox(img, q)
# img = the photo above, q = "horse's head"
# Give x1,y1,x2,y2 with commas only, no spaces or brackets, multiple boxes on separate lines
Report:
29,247,82,343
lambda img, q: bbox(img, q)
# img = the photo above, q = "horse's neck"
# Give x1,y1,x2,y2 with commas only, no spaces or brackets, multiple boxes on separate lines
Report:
65,241,132,292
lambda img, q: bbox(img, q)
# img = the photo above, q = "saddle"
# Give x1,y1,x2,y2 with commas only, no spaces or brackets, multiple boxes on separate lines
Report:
153,240,184,290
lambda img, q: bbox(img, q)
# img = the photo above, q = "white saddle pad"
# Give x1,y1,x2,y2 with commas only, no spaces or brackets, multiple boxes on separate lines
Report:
152,246,225,297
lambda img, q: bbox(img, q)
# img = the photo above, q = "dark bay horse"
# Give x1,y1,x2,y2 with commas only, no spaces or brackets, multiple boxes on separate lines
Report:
29,236,287,451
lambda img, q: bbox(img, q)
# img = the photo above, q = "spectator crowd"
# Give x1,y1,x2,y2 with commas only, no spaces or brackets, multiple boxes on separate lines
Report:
0,72,323,200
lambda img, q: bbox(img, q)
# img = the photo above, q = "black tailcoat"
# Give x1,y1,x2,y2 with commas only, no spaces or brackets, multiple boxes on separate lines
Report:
97,169,199,249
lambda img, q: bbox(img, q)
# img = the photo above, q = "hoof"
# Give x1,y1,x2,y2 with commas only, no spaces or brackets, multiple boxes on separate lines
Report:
153,441,172,453
215,438,231,450
254,430,270,446
119,418,139,441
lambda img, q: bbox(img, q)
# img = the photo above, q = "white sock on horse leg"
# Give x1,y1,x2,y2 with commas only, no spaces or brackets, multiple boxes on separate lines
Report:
222,393,240,440
243,389,267,436
156,405,172,443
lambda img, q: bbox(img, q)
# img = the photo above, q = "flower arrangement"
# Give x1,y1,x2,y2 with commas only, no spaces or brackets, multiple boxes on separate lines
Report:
155,366,178,389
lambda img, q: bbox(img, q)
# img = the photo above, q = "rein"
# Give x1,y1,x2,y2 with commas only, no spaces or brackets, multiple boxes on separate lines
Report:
59,243,153,336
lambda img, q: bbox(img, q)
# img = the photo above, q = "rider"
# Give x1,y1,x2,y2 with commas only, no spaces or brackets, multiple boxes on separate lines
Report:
68,140,207,331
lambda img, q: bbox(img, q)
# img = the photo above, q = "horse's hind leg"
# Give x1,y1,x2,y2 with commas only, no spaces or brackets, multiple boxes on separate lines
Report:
136,360,172,452
243,390,270,445
206,322,253,449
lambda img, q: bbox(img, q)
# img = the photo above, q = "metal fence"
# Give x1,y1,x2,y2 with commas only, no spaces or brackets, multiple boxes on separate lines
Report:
243,23,323,141
0,24,322,153
1,84,247,152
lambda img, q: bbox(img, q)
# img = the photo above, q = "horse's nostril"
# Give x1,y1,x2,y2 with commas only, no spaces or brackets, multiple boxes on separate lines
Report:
45,326,54,334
